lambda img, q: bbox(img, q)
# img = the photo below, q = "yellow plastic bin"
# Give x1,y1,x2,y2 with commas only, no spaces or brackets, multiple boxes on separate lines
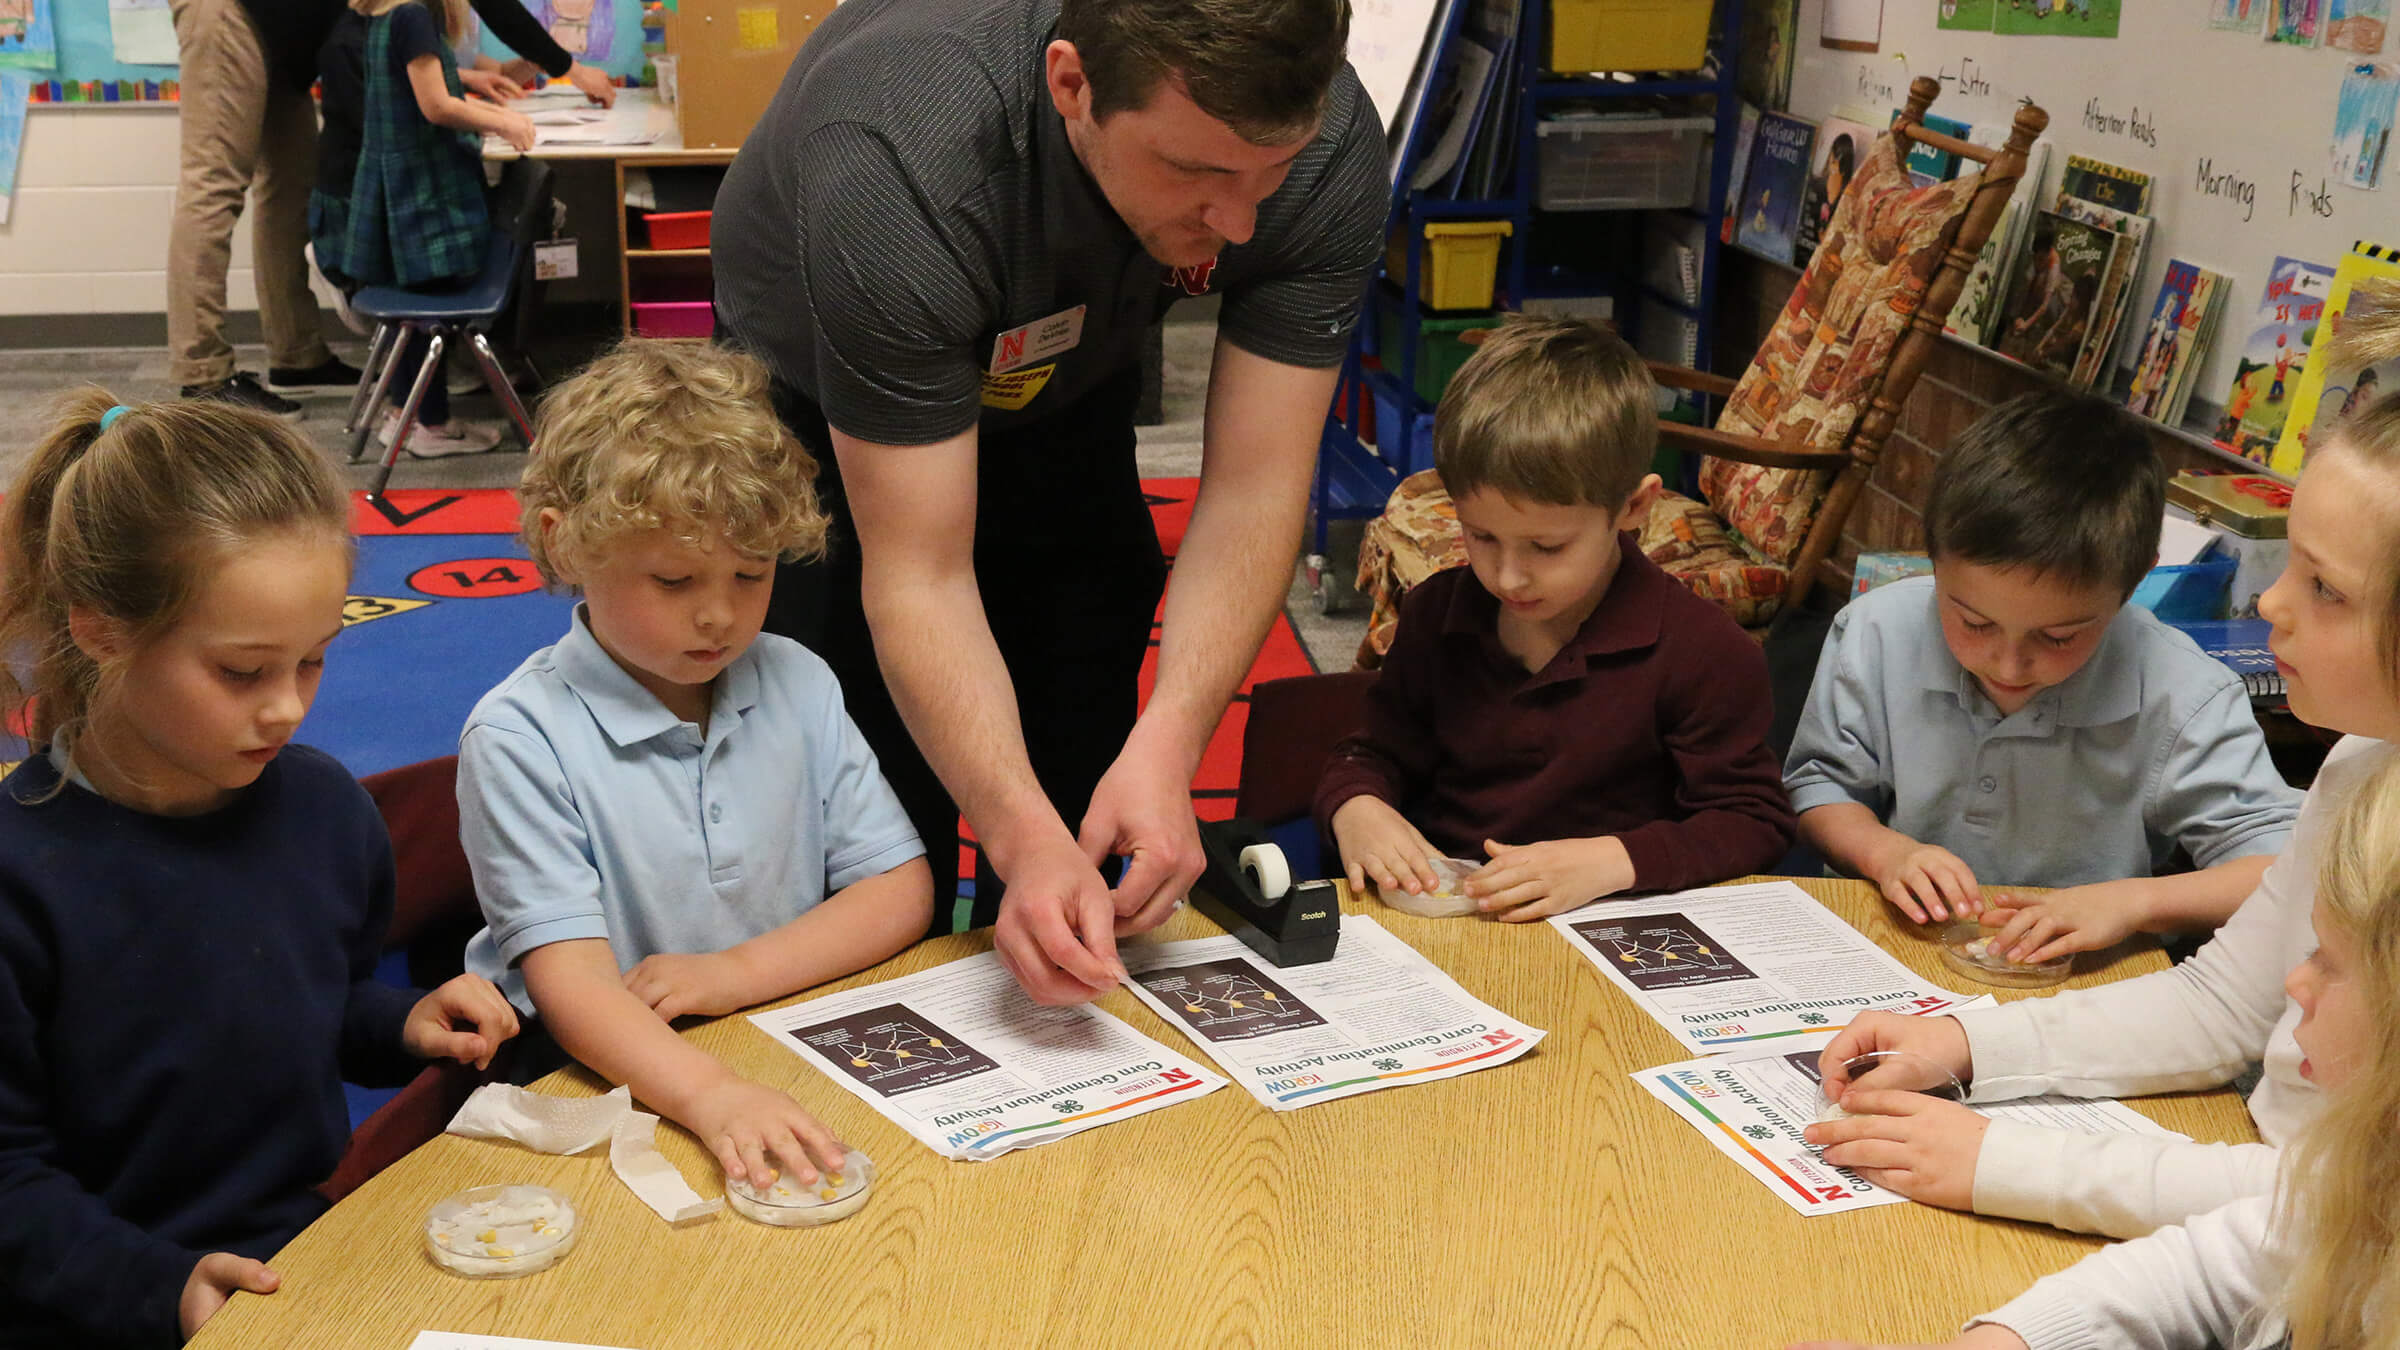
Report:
1387,220,1513,312
1548,0,1713,73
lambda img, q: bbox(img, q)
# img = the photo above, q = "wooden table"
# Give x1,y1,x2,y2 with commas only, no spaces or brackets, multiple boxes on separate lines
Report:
193,879,2257,1349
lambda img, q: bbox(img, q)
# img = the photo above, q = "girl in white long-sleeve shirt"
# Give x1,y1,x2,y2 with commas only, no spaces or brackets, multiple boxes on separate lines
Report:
1792,723,2400,1350
1801,295,2400,1240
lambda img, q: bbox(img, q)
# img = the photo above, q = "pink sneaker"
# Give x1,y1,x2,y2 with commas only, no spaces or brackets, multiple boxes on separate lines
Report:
378,413,504,458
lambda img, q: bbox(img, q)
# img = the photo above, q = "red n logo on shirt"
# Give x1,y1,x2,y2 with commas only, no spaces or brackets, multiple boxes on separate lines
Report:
1166,258,1218,296
998,330,1026,367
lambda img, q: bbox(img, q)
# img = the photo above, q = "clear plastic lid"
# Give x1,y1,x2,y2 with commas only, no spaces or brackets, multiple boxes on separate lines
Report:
724,1148,875,1227
1939,921,2074,988
424,1184,578,1278
1378,855,1484,918
1813,1050,1969,1127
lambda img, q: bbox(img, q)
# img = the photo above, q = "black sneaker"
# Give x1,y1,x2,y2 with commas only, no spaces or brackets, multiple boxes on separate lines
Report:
181,371,302,417
265,355,365,392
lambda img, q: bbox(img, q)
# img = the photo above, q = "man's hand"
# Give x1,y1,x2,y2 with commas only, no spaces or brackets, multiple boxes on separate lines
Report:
624,951,758,1021
180,1253,279,1339
402,974,520,1069
1078,734,1203,937
564,60,617,106
992,838,1127,1005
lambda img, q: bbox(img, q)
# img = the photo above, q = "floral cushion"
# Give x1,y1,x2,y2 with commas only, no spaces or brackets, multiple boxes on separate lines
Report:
1703,126,1983,567
1642,491,1790,629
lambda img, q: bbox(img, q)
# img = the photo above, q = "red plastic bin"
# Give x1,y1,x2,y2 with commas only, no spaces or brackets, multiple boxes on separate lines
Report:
629,275,713,338
640,210,711,250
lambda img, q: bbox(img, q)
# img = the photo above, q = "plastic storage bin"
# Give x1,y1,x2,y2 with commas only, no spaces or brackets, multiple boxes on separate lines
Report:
1548,0,1713,73
1375,308,1496,403
1387,220,1513,311
1536,115,1711,211
630,275,713,338
1370,385,1438,477
639,210,712,250
2130,556,2237,623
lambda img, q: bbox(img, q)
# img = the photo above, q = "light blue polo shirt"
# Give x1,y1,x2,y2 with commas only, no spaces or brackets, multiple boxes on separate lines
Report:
460,608,925,1015
1783,576,2300,888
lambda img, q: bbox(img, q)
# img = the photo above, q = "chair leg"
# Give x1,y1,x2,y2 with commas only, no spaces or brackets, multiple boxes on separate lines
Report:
347,323,410,464
471,331,535,449
367,330,446,499
344,323,399,438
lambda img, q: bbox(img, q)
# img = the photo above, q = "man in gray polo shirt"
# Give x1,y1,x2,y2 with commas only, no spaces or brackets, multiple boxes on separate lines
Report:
713,0,1382,1006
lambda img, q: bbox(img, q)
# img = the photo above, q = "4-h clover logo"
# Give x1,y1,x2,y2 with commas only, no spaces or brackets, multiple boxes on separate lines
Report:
1374,1058,1402,1071
1742,1124,1774,1140
1798,1012,1831,1026
1052,1100,1082,1115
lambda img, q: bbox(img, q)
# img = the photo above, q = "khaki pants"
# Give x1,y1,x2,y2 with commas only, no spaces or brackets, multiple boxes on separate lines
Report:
165,0,329,387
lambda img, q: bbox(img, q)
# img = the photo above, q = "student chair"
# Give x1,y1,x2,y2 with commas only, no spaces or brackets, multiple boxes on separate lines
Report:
320,755,490,1204
1231,671,1377,882
343,157,555,509
1353,80,2052,663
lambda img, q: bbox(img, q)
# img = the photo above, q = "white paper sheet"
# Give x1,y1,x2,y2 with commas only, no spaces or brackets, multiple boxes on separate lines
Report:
1119,915,1544,1110
1548,880,1987,1054
1632,1032,2189,1215
750,951,1225,1160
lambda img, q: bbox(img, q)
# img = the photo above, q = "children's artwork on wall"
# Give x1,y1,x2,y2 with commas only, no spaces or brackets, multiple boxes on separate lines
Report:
106,0,173,66
1994,0,2121,37
529,0,611,60
1940,0,1997,32
2270,0,2324,44
2333,62,2399,187
0,0,56,69
0,69,28,224
1821,0,1884,51
2330,0,2390,51
2211,0,2270,31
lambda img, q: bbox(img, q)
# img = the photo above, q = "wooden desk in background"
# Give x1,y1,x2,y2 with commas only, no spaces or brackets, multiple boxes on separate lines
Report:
192,879,2259,1349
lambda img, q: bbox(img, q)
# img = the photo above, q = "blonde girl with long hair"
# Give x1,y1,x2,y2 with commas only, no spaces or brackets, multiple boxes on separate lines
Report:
0,393,517,1347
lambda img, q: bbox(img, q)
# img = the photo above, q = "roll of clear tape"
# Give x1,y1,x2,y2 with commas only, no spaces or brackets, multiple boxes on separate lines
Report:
1238,843,1291,900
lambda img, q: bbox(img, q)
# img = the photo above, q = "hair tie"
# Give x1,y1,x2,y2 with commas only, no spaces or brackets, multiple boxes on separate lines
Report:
99,405,131,431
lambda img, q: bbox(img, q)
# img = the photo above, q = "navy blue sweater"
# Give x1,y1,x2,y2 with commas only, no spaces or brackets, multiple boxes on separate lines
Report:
0,747,417,1348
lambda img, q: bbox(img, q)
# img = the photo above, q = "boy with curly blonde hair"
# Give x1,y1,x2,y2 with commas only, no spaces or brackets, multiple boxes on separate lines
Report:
460,340,931,1192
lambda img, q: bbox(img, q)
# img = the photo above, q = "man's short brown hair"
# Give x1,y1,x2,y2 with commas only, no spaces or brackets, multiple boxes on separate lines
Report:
1057,0,1350,144
1433,315,1659,510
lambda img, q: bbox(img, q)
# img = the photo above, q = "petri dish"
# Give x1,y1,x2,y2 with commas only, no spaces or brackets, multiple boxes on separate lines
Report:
724,1148,876,1227
1939,920,2074,989
424,1184,578,1278
1376,855,1484,918
1814,1050,1970,1125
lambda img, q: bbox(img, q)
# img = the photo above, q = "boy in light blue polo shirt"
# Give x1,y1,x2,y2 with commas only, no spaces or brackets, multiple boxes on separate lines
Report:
1785,390,2299,961
459,341,932,1192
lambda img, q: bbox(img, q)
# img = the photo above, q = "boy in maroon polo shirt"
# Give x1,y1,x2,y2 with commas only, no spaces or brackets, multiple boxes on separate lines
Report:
1315,317,1796,920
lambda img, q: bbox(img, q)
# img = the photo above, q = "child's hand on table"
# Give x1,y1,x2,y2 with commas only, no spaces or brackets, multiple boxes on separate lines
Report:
403,973,521,1070
493,109,537,153
458,67,527,101
180,1252,280,1338
1466,836,1634,922
1801,1089,1990,1210
1330,796,1444,897
624,950,756,1021
1869,837,1983,924
1816,1012,1973,1098
1977,882,2146,964
685,1074,849,1188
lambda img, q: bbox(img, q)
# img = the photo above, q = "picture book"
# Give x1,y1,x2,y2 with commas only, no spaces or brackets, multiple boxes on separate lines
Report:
1901,110,1971,185
2060,153,2153,213
2271,239,2400,474
1944,132,2051,348
2052,194,2152,389
2331,61,2399,190
1721,103,1761,245
2271,0,2325,44
1794,113,1877,265
1735,111,1814,266
2126,261,2230,426
2329,0,2390,50
2216,255,2336,461
1997,211,2122,382
1738,0,1798,110
2212,0,2269,30
2168,619,2284,699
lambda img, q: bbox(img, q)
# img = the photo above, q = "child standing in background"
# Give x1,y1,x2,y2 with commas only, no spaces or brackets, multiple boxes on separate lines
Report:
459,342,932,1191
0,394,517,1347
1315,316,1795,919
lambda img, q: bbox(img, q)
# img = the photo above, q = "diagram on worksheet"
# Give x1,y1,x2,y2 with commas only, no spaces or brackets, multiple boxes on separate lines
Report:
790,1003,1001,1097
1566,913,1759,991
1135,958,1330,1042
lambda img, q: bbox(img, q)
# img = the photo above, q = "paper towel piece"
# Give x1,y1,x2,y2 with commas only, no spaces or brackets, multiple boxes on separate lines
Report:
446,1084,722,1225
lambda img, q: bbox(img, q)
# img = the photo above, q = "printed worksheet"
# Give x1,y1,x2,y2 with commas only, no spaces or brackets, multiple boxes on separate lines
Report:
751,951,1225,1161
1120,916,1544,1111
1549,880,1986,1053
1633,1032,2190,1216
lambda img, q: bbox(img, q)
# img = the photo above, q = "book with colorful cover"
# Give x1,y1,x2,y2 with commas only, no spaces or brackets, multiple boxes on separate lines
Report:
2127,261,2230,426
1900,110,1971,185
1721,103,1762,245
2052,194,2152,389
1997,211,2123,382
1738,0,1798,110
2059,153,2153,214
1945,132,2052,349
1794,114,1877,265
1734,111,1814,266
2215,255,2337,462
2270,239,2400,474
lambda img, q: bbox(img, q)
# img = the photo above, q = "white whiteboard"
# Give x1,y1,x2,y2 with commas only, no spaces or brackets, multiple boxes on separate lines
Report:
1784,0,2388,417
1350,0,1446,135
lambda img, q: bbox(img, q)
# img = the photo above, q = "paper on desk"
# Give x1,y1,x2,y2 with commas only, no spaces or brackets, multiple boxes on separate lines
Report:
446,1083,721,1224
529,126,663,146
750,950,1226,1160
1548,880,1986,1054
1119,915,1544,1110
526,107,607,125
2158,512,2220,567
1632,1032,2190,1216
410,1335,639,1350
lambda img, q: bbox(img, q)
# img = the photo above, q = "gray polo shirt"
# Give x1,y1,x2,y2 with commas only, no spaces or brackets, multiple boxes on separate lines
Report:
712,0,1385,447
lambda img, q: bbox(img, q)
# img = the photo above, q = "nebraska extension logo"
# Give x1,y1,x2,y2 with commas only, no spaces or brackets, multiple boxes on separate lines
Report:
1164,257,1217,296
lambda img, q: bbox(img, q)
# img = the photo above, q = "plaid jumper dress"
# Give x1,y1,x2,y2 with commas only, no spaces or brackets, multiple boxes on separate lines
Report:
323,4,489,290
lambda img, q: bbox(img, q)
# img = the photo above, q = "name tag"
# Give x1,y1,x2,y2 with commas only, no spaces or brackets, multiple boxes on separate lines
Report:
989,305,1086,374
